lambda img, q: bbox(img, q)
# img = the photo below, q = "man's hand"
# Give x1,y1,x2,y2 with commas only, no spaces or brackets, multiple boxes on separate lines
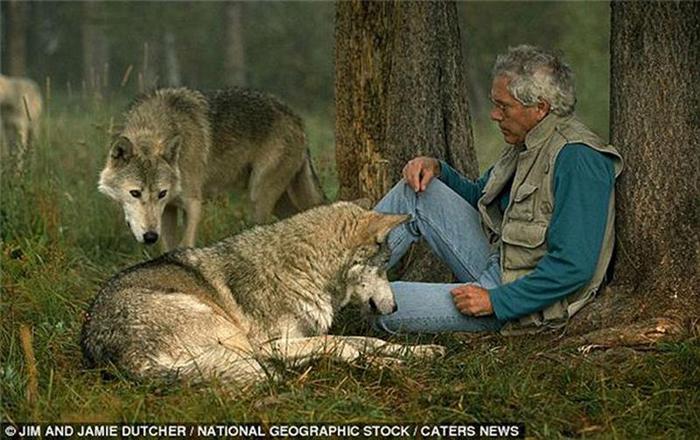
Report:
450,284,494,317
402,156,440,192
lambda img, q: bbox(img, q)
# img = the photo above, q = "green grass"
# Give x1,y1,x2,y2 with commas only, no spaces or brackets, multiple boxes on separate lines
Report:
2,94,698,437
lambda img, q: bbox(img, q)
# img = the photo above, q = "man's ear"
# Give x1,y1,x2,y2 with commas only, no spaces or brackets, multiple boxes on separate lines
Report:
163,135,182,165
536,100,551,120
110,136,133,163
361,212,410,244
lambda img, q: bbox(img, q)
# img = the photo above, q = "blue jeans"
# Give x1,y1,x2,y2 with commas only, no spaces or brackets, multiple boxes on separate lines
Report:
373,179,504,334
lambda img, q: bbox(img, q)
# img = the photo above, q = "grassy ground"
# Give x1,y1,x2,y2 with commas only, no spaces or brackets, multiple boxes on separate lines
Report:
1,94,698,437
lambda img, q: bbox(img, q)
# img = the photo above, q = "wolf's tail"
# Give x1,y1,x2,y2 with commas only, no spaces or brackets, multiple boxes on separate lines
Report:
276,149,327,218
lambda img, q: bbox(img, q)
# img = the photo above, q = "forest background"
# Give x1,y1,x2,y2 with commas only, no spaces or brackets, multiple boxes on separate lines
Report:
2,0,611,184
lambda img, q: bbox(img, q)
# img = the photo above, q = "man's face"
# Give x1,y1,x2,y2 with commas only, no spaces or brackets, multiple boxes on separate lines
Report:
489,75,546,145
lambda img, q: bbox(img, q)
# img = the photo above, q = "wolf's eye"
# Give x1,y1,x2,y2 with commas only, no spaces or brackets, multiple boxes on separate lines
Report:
158,190,168,199
130,190,141,198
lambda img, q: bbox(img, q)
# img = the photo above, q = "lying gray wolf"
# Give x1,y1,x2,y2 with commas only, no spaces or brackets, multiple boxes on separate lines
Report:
0,74,43,172
98,87,327,251
81,202,445,385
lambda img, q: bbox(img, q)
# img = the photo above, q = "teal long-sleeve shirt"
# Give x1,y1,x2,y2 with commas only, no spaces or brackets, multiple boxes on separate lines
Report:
438,143,615,321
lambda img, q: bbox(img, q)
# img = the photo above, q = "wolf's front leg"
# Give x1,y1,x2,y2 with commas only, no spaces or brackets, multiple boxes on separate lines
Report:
161,204,179,251
181,198,202,248
258,336,361,367
326,336,446,360
258,336,444,368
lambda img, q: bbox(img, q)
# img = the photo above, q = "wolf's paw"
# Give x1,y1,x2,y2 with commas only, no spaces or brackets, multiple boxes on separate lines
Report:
364,354,404,369
409,344,446,358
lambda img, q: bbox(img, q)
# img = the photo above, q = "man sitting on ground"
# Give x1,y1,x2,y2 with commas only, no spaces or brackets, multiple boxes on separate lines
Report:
374,45,623,335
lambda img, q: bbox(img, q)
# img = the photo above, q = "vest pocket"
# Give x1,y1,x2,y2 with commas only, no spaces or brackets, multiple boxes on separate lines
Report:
501,222,547,270
507,183,538,221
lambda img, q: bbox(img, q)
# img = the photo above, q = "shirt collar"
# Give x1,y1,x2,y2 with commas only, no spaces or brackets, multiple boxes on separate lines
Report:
523,113,569,150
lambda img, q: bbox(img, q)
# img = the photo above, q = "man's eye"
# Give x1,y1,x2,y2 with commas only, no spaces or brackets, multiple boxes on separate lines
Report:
158,190,168,199
130,190,141,198
491,99,506,112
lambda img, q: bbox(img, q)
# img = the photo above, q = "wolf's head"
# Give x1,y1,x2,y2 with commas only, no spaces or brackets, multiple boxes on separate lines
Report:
98,135,182,245
343,207,409,315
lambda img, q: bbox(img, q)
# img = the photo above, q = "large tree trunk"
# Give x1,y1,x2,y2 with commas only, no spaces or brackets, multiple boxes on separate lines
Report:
335,0,477,203
569,1,699,344
335,1,477,281
5,0,28,76
223,2,247,87
82,0,110,97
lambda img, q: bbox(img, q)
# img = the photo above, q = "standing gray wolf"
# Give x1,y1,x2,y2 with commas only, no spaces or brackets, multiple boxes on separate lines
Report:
98,87,327,250
81,202,445,385
0,75,43,172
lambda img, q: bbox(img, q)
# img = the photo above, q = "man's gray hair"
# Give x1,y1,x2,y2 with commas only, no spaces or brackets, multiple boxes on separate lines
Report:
493,45,576,116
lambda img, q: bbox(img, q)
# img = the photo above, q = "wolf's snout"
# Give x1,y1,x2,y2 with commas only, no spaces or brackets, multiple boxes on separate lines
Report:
143,231,159,244
369,297,397,315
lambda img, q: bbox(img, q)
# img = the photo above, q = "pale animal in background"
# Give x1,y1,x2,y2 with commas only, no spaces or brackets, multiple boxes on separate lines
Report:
0,74,43,172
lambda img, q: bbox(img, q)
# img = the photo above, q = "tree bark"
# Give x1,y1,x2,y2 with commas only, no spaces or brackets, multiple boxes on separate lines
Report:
6,0,28,76
569,1,699,342
335,1,477,281
223,2,247,87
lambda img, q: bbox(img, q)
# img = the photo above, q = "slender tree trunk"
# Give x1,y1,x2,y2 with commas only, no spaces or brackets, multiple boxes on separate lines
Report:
163,30,181,87
569,1,699,343
82,0,110,97
223,2,246,87
139,40,161,92
335,1,477,281
6,0,28,76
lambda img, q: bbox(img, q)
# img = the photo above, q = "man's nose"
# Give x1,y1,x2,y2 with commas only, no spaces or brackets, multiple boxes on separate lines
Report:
490,107,502,121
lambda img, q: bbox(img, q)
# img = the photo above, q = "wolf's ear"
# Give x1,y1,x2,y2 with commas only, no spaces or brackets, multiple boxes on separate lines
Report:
361,212,410,244
163,135,182,165
110,136,133,162
350,198,373,210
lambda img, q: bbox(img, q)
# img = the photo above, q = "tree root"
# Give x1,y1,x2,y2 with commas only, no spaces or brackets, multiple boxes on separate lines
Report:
567,317,687,353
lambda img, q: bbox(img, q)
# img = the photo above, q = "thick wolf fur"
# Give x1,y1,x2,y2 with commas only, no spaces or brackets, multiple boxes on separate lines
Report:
98,87,327,250
0,75,43,172
81,202,445,385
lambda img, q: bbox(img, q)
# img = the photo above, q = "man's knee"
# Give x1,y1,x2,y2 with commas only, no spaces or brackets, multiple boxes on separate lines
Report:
412,179,466,223
388,177,450,196
420,178,455,201
375,178,416,215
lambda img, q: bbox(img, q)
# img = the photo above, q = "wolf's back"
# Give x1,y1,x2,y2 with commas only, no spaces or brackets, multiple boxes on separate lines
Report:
205,88,302,130
124,88,211,143
203,87,327,211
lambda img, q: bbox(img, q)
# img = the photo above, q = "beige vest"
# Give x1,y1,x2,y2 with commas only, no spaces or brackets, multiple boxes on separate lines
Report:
477,114,623,335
